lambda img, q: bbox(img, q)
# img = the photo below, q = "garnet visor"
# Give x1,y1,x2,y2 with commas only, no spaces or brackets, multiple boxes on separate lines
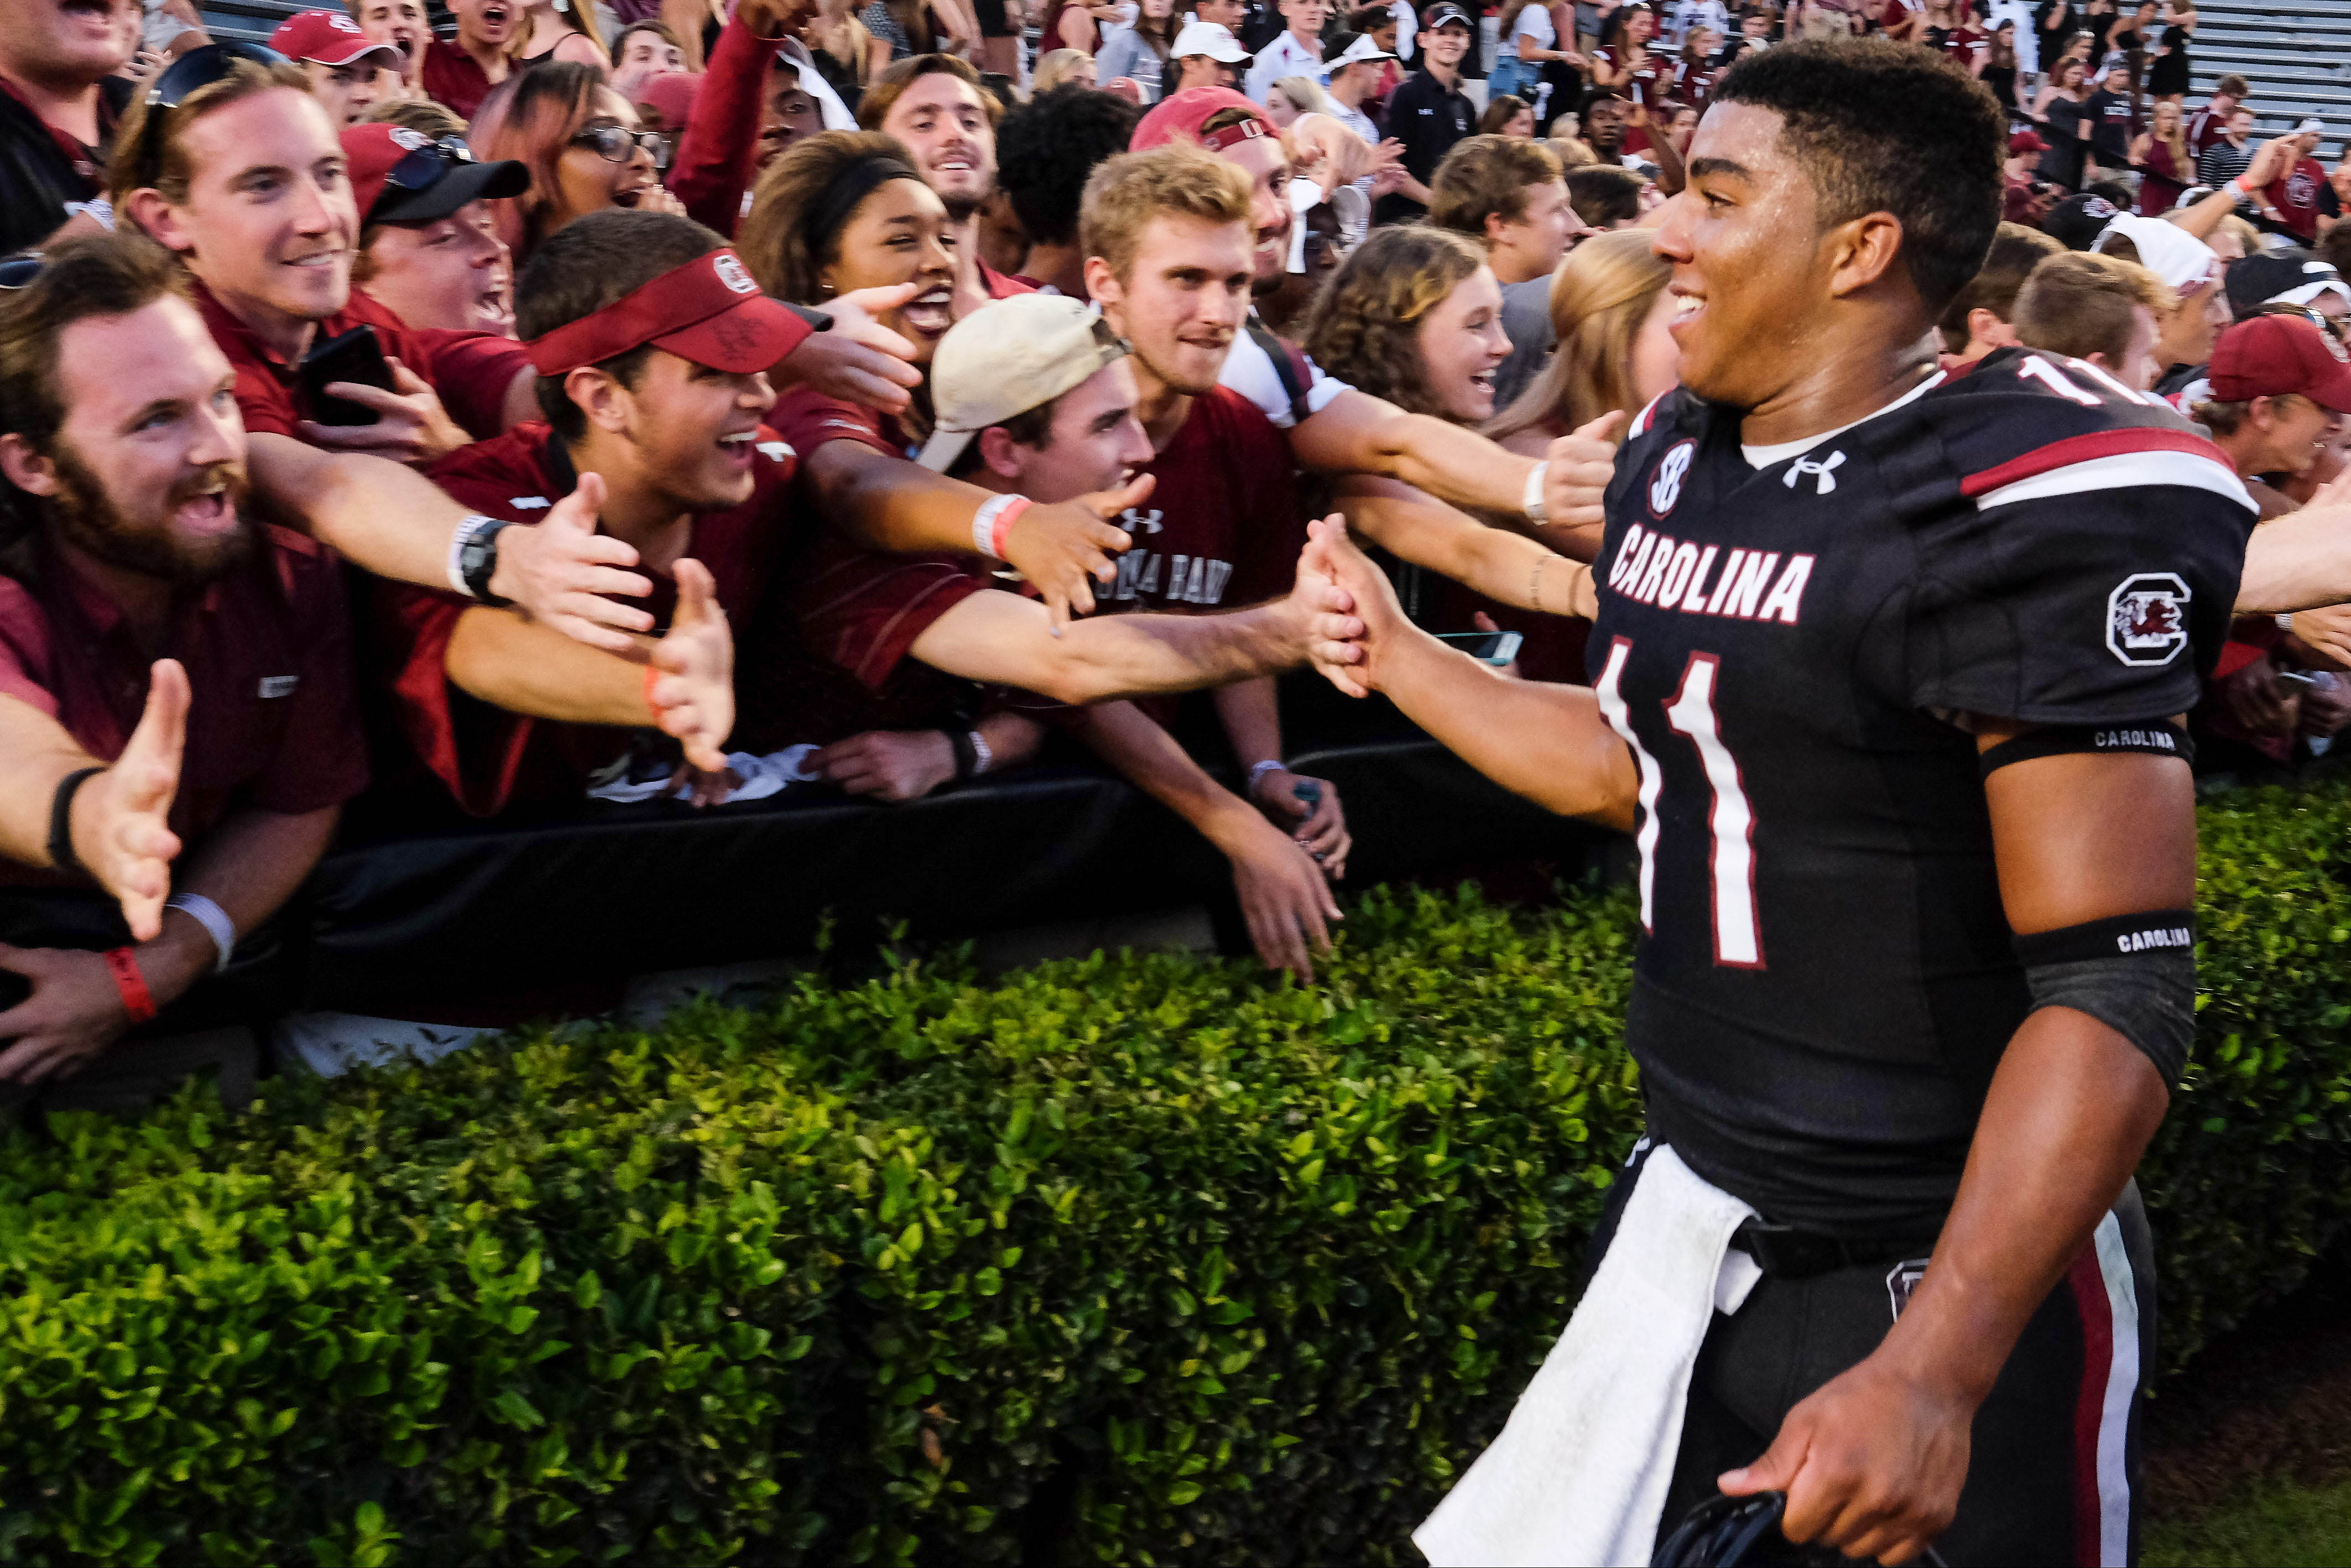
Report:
525,248,802,377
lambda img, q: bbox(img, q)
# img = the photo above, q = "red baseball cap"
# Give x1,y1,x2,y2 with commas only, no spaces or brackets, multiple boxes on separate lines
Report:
2007,127,2048,155
526,248,805,376
1130,86,1278,152
632,71,702,137
2208,312,2351,413
269,9,400,68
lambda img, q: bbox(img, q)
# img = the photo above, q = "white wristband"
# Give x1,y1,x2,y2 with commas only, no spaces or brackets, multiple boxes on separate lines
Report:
1248,758,1285,793
1523,459,1551,524
165,893,237,975
447,513,496,596
969,730,993,775
2279,612,2296,632
972,492,1025,558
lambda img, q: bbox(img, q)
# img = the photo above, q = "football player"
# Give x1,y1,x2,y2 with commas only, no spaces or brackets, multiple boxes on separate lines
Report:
1309,40,2254,1565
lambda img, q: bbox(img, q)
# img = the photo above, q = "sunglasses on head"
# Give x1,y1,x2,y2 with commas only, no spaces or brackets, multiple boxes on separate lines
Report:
570,124,674,172
129,41,290,195
0,253,44,291
383,136,477,194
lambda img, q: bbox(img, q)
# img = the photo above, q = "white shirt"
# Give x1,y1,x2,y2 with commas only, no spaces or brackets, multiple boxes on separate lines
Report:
1219,318,1350,429
1245,30,1324,103
778,38,858,133
1391,0,1416,59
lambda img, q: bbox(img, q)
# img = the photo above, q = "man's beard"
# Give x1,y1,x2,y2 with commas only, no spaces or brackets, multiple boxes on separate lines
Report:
48,440,254,586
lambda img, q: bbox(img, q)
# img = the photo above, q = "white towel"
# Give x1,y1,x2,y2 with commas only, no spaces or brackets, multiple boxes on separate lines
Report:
1415,1144,1763,1568
584,745,820,806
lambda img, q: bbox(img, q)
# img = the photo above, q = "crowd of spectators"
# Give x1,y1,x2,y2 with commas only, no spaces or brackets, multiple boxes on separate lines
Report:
0,0,2347,1106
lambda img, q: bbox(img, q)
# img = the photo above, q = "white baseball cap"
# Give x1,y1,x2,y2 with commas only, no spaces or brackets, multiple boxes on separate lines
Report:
2093,211,2221,295
919,295,1134,472
1327,32,1397,68
1171,20,1252,61
2298,116,2327,134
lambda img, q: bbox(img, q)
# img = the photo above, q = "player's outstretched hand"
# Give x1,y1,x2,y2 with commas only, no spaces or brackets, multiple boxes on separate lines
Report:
71,660,189,942
778,283,924,414
647,559,735,777
1540,409,1625,532
1300,516,1404,699
1717,1350,1971,1565
1007,474,1149,632
490,472,658,651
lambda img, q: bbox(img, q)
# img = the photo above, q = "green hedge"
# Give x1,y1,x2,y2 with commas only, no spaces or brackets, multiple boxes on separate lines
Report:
5,777,2351,1565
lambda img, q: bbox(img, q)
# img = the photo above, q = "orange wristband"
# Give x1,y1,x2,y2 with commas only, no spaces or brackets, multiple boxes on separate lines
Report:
644,662,661,713
105,946,157,1025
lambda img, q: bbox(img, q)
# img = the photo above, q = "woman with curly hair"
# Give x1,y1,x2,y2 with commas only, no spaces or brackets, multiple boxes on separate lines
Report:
1299,225,1593,671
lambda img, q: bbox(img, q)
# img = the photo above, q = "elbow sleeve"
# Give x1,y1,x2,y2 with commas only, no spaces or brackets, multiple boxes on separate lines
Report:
2016,913,2198,1085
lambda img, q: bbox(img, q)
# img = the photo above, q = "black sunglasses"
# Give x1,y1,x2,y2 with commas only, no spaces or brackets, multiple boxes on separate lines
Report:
0,253,44,291
130,41,290,195
384,136,477,193
569,124,674,172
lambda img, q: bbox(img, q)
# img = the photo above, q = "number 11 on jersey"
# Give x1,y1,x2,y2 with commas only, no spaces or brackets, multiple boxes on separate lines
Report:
1594,638,1765,968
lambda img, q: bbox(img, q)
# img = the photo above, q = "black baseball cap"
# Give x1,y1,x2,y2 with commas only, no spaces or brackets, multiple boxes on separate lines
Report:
1425,3,1474,30
2226,248,2351,317
342,124,530,227
2044,191,2123,251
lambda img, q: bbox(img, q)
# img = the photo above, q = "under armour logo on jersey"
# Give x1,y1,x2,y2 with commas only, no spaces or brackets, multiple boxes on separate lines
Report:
509,496,552,509
1783,450,1846,495
1646,438,1696,517
1118,507,1165,535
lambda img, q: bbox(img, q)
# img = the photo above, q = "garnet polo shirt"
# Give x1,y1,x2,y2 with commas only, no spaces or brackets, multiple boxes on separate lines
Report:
188,279,530,444
0,524,368,888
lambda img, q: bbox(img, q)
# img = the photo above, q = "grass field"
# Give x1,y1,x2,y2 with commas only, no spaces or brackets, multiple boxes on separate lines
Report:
2149,1477,2351,1566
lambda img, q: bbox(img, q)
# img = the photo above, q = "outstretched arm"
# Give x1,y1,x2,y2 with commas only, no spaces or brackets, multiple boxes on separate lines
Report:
799,438,1140,629
1338,475,1598,618
248,436,657,651
1288,394,1620,535
2237,472,2351,611
1722,732,2188,1562
1304,519,1635,825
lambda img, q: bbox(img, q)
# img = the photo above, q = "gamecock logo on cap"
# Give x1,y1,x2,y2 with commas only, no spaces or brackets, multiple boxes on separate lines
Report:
713,253,758,295
2107,572,2191,666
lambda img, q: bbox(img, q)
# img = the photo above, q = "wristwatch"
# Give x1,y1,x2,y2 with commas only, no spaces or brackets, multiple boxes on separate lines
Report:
451,514,515,607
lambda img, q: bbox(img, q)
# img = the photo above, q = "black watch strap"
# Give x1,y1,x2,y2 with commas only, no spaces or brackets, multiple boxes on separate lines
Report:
460,515,516,607
47,765,105,876
946,728,979,780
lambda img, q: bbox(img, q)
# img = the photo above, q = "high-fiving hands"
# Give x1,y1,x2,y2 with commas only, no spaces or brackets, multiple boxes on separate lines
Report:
68,660,189,942
644,559,735,774
488,472,660,652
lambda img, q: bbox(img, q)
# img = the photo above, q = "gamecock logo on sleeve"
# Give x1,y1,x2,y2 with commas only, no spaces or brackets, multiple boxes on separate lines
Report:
2107,572,2192,666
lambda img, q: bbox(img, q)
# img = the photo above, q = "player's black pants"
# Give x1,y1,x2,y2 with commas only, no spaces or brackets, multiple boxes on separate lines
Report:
1589,1148,2157,1567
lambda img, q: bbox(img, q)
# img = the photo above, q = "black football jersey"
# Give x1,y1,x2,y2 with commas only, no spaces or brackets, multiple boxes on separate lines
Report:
1587,348,2256,1234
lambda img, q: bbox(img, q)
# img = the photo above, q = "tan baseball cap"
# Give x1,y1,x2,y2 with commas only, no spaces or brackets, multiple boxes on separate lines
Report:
917,294,1133,472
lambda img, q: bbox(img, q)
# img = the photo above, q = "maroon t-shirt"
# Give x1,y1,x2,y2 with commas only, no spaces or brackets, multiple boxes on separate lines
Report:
2266,156,2334,243
752,386,1002,741
419,38,496,123
371,423,795,815
1107,386,1303,617
189,281,529,444
0,525,367,888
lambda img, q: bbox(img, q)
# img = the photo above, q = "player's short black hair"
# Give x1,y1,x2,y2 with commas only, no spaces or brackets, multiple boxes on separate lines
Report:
995,84,1142,249
518,209,733,442
1711,39,2003,314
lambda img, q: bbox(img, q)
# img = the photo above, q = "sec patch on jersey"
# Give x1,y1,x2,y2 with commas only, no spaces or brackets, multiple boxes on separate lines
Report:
2107,572,2192,666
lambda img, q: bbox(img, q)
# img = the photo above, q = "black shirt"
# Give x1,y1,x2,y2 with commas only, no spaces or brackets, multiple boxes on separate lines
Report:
1589,349,2254,1232
1374,67,1476,225
0,76,128,258
2086,85,2134,162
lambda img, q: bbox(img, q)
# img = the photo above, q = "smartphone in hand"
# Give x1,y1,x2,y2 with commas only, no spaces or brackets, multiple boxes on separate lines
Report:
296,324,397,426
